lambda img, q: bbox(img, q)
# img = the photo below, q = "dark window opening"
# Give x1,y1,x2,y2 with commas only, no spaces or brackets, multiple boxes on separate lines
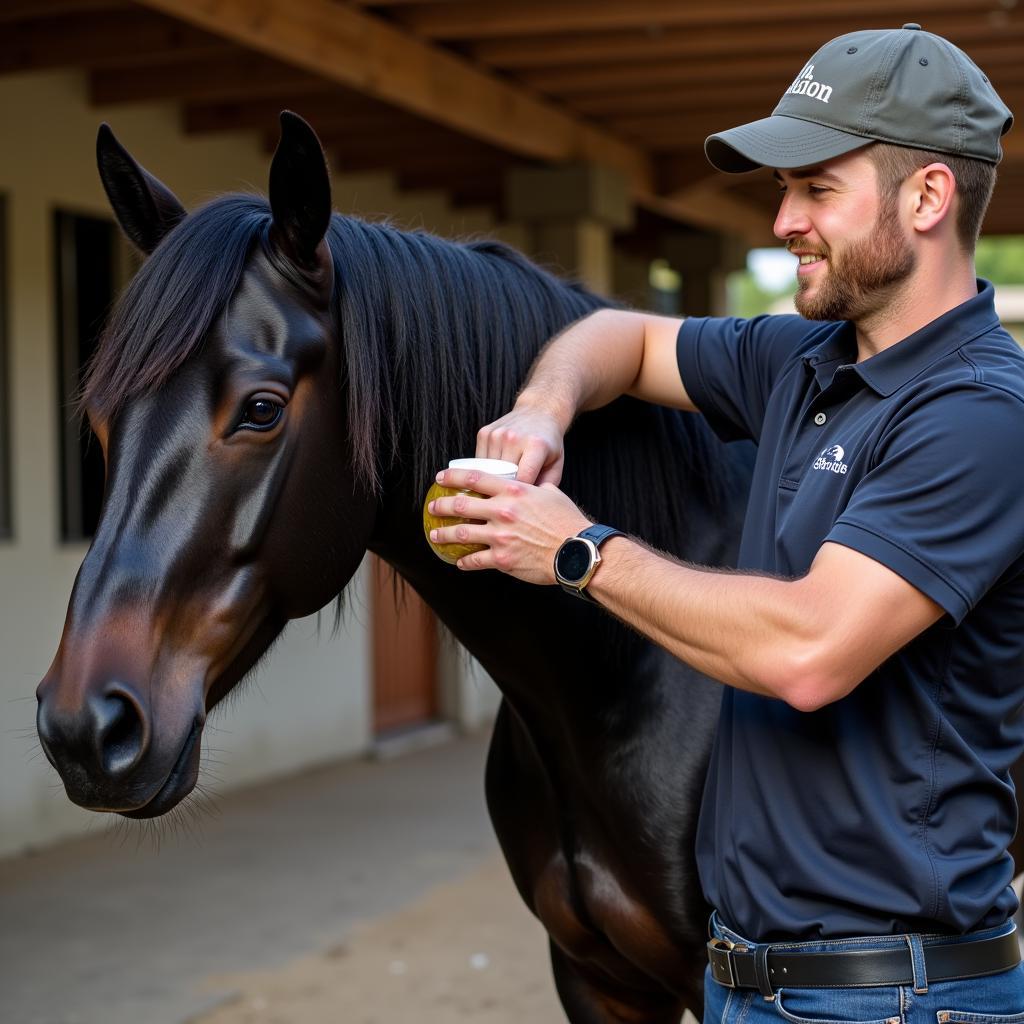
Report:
54,211,133,542
0,196,10,540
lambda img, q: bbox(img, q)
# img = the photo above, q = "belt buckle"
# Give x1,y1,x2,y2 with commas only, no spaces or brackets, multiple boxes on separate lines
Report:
707,937,748,989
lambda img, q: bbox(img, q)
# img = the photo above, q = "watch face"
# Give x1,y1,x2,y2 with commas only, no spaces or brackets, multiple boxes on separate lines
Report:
556,538,593,584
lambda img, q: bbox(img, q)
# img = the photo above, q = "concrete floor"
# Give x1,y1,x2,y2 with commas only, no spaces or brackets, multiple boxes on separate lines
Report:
0,732,503,1024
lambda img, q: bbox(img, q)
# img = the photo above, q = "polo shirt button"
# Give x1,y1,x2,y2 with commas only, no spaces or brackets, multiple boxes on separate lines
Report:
814,412,827,425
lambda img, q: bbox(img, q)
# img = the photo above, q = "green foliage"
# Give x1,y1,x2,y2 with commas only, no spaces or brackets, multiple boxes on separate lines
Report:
975,236,1024,285
727,269,795,318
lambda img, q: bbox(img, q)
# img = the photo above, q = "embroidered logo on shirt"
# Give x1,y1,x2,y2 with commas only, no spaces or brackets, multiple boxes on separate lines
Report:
813,444,848,474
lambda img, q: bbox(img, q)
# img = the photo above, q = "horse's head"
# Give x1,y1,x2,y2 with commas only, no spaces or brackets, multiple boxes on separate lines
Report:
36,115,375,818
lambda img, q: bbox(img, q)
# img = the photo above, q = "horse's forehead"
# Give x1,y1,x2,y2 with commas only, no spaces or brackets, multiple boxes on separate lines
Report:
220,257,326,362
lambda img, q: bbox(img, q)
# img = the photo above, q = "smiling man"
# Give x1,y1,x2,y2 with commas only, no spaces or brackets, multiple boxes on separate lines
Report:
427,23,1024,1021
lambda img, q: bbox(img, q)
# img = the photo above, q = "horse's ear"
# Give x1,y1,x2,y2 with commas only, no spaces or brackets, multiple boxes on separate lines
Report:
96,124,186,255
268,111,332,270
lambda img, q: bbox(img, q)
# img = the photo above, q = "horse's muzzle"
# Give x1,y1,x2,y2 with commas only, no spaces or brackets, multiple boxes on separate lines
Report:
36,676,202,815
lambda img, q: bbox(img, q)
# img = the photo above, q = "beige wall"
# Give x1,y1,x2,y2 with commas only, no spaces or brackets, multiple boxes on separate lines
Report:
0,71,383,856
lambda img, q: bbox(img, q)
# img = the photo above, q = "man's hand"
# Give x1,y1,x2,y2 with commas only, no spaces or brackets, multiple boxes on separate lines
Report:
428,468,591,582
475,403,566,486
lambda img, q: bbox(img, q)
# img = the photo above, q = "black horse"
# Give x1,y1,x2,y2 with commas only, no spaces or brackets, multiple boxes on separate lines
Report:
35,111,770,1020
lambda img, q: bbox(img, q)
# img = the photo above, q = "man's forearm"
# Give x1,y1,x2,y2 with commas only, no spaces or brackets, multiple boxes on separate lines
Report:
516,309,647,428
588,537,843,711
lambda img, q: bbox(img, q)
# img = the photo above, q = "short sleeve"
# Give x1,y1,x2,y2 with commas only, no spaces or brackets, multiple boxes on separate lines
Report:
827,387,1024,624
677,314,827,443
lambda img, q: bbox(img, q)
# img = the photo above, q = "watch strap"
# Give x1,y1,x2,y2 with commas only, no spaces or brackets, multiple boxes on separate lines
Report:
577,524,623,548
558,524,623,602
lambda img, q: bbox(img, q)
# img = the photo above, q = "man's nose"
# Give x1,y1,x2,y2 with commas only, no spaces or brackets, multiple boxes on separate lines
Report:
773,193,811,241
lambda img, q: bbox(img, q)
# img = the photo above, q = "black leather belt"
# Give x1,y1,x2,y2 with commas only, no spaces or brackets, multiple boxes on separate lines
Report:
707,926,1020,996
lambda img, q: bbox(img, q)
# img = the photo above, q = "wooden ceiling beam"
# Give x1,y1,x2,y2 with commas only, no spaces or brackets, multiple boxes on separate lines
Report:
571,80,1023,120
184,93,433,136
612,111,795,141
330,150,510,176
347,0,456,6
471,13,1022,69
273,128,502,159
524,55,805,95
184,94,339,134
524,43,1024,95
999,132,1024,164
654,151,731,197
399,0,998,40
0,10,228,75
0,0,127,22
130,0,652,189
567,84,784,118
641,187,777,247
90,53,326,106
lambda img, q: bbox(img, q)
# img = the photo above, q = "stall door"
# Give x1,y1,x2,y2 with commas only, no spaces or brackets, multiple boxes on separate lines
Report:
371,557,439,734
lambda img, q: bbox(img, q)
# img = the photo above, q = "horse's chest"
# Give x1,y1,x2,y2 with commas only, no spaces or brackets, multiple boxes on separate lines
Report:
532,849,690,988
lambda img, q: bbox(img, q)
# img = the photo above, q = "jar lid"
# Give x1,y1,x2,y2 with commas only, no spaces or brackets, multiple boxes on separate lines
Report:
447,457,519,478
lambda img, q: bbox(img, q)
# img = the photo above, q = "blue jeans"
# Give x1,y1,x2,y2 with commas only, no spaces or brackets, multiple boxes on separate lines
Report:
704,914,1024,1024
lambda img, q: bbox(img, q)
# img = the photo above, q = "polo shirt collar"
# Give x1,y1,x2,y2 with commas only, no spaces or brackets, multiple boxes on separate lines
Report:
802,280,1001,397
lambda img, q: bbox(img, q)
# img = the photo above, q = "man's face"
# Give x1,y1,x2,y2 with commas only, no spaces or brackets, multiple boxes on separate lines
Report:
773,150,916,323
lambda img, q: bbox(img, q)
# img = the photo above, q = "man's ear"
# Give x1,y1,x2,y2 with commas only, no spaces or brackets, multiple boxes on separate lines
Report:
910,163,957,236
96,123,186,255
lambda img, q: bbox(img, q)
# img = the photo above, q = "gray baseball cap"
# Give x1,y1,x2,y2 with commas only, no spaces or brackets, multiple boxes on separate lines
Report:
706,24,1014,172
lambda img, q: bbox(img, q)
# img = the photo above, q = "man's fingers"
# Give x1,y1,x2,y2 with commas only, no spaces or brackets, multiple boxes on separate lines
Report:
436,469,509,496
475,427,490,460
476,424,507,460
486,431,502,461
455,548,496,572
428,523,489,547
535,456,564,488
428,492,493,519
515,438,550,484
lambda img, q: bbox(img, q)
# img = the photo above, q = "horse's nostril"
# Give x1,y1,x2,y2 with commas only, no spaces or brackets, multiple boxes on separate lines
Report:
93,689,148,778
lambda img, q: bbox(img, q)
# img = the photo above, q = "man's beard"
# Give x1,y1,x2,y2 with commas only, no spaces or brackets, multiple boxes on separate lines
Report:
793,198,916,322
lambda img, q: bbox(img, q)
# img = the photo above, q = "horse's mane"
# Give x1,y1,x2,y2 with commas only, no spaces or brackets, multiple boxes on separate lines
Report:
84,194,741,556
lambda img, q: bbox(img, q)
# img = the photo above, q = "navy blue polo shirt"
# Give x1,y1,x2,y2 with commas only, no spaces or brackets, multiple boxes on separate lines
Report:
677,281,1024,941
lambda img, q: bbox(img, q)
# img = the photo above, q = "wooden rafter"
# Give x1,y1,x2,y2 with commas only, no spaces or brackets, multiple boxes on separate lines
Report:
0,10,228,75
524,56,810,95
268,126,504,159
523,43,1024,96
129,0,651,185
567,85,786,118
471,14,1022,69
1000,131,1024,164
120,0,829,243
573,81,1024,123
185,93,435,136
90,52,325,105
654,151,731,196
0,0,127,22
397,0,1000,40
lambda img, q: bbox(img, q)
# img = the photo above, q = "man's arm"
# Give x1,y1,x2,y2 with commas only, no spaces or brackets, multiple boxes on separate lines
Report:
477,309,695,484
588,537,943,711
426,471,944,710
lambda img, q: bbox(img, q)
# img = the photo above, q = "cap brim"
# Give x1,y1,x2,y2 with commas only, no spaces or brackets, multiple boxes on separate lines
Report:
705,114,873,173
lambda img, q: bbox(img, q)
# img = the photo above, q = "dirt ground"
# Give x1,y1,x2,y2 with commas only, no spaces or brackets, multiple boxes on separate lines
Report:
191,855,567,1024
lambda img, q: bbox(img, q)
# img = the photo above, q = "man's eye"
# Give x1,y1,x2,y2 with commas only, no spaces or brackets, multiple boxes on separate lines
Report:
238,397,284,431
807,185,829,194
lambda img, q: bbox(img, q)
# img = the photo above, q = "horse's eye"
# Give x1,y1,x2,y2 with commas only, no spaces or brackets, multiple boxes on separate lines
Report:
239,397,283,432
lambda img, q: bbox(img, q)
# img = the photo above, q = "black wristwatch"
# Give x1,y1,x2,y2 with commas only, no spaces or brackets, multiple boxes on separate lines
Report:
553,524,624,603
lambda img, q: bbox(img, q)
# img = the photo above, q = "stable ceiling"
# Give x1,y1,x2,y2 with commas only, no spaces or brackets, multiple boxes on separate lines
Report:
4,0,1023,240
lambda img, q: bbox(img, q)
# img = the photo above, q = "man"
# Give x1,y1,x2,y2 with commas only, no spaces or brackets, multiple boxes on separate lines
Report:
428,23,1023,1020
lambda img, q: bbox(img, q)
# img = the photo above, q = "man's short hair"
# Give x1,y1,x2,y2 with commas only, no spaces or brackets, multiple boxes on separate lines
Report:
867,143,996,252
